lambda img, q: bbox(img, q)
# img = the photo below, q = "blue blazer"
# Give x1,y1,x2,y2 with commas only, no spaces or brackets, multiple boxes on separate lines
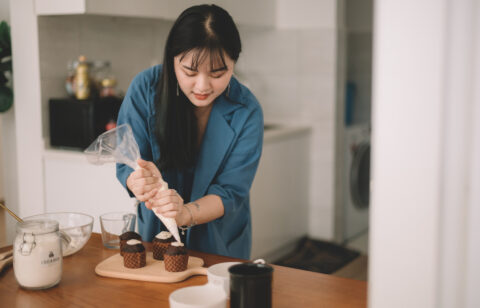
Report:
116,65,263,259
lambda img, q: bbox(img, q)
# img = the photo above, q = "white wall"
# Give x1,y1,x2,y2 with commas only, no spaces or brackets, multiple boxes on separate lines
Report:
370,0,445,306
370,0,480,307
270,0,338,240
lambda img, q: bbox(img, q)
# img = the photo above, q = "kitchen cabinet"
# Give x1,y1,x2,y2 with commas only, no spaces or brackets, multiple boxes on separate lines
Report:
43,150,135,230
250,125,310,260
34,0,276,27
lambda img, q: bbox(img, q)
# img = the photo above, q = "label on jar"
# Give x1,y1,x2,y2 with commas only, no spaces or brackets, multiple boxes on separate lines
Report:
41,250,61,266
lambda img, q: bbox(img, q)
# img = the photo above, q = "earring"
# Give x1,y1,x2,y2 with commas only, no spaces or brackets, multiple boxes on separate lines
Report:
227,83,231,97
176,82,179,96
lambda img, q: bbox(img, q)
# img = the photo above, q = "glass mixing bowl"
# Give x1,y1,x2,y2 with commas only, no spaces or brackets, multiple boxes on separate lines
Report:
23,212,94,257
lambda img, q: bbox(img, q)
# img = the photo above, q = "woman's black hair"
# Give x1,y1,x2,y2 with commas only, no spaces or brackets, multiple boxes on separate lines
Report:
155,4,242,171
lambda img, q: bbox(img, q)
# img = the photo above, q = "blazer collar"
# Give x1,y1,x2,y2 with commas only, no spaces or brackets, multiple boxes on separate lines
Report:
190,95,240,200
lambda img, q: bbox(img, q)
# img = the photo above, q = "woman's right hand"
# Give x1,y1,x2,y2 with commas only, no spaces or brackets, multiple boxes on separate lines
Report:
126,159,163,202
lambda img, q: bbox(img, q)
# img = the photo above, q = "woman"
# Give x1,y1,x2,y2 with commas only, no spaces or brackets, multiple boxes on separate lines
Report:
116,4,263,259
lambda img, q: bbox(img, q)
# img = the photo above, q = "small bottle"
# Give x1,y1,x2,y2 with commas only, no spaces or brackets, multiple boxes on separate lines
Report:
75,55,90,100
100,78,117,97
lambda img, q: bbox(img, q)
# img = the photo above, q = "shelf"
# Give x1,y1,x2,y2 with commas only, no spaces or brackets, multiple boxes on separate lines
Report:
35,0,276,27
36,0,177,20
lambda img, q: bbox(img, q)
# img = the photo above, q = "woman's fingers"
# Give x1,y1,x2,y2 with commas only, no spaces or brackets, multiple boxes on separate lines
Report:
148,189,184,218
131,182,162,201
153,188,179,199
154,210,177,218
153,204,180,218
137,159,162,178
129,167,153,179
133,182,161,194
149,195,179,208
154,202,178,212
140,188,158,204
126,160,166,202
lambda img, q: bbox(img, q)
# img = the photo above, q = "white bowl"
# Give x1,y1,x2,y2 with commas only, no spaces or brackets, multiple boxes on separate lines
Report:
23,212,94,257
169,284,227,308
207,262,240,298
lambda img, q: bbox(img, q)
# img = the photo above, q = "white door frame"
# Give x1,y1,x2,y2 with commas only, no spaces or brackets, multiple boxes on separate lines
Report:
370,0,480,307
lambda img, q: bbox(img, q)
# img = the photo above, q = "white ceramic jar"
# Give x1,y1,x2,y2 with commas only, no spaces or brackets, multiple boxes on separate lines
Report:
13,219,63,290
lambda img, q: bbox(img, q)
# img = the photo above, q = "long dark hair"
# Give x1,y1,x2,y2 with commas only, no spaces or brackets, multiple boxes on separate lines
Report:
155,4,242,171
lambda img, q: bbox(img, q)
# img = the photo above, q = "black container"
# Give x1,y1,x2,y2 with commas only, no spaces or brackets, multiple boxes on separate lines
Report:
229,262,274,308
49,96,122,149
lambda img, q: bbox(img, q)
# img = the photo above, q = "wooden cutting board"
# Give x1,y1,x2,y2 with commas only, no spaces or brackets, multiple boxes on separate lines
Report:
95,252,207,283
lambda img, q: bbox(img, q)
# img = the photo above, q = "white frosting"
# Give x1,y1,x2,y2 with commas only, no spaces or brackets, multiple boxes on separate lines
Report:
155,231,172,240
171,241,184,247
126,239,142,245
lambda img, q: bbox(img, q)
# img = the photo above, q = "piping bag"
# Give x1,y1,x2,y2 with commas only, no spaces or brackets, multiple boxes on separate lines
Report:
84,123,182,243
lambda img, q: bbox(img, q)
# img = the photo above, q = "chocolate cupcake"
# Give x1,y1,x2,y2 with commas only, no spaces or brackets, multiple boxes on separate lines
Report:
152,231,175,260
164,242,188,272
122,239,146,269
119,231,142,256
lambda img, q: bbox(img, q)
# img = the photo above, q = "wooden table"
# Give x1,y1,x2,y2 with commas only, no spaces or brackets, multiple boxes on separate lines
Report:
0,234,367,307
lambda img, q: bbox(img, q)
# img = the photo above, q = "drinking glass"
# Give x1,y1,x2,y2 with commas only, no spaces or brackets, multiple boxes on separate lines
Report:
99,212,136,249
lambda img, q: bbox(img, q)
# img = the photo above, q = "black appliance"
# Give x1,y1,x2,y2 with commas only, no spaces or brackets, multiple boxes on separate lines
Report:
49,96,123,149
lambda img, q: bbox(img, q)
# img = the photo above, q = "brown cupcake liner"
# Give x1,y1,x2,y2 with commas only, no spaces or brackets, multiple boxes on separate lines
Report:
152,242,170,260
123,251,146,269
120,240,127,256
164,254,188,272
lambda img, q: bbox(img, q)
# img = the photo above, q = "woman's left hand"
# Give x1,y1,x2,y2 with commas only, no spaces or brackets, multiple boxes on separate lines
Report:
145,189,185,223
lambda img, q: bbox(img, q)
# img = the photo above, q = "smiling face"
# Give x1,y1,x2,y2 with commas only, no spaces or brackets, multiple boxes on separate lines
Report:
173,49,234,109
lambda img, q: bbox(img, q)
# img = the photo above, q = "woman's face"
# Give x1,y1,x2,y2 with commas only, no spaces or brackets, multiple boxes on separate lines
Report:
174,50,234,108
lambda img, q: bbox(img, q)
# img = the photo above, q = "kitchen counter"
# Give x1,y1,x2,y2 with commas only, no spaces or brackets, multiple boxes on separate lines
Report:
0,234,366,307
263,123,311,144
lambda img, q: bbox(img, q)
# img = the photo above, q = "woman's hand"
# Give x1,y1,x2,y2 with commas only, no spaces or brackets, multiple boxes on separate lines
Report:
126,159,163,202
146,189,188,225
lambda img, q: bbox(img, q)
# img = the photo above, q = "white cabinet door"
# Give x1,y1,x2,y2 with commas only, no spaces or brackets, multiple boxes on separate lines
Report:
44,153,135,233
250,130,310,260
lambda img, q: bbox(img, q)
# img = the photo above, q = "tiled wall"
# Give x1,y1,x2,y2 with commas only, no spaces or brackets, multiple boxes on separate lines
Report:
38,15,173,140
38,13,338,240
237,25,337,239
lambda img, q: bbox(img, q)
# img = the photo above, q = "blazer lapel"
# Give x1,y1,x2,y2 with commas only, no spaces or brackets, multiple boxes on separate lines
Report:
191,100,236,200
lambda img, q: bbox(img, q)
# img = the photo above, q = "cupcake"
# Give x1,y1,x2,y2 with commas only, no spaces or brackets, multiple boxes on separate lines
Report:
119,231,142,256
164,242,188,272
152,231,175,260
122,239,146,269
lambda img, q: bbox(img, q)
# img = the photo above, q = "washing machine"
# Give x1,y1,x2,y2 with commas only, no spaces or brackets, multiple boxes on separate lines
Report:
343,124,370,242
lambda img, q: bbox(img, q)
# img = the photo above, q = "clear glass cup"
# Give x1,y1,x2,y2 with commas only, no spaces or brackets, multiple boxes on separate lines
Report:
99,212,136,249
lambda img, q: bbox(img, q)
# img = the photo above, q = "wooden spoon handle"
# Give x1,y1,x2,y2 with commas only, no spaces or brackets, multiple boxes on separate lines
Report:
0,249,12,261
0,255,13,272
0,202,23,222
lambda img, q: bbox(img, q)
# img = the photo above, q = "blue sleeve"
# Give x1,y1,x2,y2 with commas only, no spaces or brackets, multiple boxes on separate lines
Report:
115,71,155,197
207,105,264,220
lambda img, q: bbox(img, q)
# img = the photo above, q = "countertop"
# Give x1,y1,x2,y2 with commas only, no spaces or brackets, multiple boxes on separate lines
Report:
0,234,366,307
43,123,311,160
